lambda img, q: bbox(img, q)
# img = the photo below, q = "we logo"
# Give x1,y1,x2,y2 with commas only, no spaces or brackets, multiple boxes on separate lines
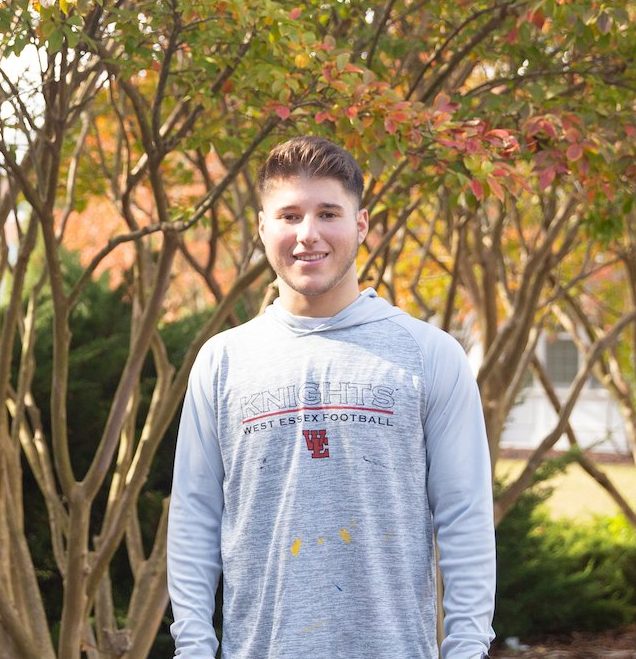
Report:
303,429,330,459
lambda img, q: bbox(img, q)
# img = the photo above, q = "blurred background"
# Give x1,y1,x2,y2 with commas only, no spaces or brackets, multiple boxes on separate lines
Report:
1,1,635,657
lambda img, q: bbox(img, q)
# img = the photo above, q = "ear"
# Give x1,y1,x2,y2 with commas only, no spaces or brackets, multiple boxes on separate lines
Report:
356,208,369,244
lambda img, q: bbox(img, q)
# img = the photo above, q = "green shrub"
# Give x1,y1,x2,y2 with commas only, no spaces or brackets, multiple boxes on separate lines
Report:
495,482,636,641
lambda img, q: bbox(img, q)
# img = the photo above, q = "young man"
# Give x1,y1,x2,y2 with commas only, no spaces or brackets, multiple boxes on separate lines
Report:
168,136,496,658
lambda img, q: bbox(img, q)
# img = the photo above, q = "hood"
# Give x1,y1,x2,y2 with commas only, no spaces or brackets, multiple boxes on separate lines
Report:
264,288,404,336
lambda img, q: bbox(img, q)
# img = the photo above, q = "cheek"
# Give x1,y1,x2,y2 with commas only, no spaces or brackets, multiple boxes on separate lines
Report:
262,229,291,253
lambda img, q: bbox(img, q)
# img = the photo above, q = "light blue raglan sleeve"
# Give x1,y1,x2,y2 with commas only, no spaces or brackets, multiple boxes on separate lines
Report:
168,343,224,659
422,330,496,659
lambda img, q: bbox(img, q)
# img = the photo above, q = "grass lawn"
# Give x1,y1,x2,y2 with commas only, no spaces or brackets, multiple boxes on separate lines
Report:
496,458,636,519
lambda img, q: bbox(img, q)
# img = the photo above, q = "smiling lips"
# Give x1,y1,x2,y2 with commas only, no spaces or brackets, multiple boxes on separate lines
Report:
294,252,328,262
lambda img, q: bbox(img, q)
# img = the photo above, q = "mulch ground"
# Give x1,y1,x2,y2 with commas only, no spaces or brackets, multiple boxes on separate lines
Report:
490,625,636,658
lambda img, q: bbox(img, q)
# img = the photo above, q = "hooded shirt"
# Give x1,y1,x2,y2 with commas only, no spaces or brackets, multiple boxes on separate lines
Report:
168,289,495,659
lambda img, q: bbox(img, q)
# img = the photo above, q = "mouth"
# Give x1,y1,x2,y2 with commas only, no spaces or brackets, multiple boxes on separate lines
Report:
293,252,328,262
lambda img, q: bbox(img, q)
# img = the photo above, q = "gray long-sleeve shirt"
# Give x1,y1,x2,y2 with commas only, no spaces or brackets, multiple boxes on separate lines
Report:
168,289,495,658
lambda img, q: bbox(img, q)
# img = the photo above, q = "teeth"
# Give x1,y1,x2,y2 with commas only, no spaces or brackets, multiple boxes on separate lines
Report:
296,254,325,261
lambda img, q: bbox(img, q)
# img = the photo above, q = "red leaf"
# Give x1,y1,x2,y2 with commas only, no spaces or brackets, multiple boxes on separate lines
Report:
528,9,545,30
539,167,556,190
488,176,505,202
602,181,615,201
274,105,291,120
433,92,456,114
505,27,518,44
314,111,332,124
322,35,336,51
391,111,409,123
345,105,359,119
464,138,481,154
541,119,558,140
384,117,397,134
321,64,334,82
486,129,512,140
344,63,365,74
289,7,302,19
526,116,558,140
566,143,583,162
437,138,462,149
625,125,636,138
470,179,484,200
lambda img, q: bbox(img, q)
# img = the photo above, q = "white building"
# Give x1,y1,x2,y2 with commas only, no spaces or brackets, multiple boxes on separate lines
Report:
500,333,630,455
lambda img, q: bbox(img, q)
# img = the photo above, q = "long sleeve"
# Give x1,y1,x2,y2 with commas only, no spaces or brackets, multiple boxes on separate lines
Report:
168,344,224,659
423,333,496,659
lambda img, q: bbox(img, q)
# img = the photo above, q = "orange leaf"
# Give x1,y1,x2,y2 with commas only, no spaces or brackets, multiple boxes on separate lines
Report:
344,63,365,74
528,9,545,30
391,111,409,123
487,176,505,202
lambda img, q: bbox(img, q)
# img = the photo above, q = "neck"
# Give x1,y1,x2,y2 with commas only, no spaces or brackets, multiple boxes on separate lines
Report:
278,281,360,317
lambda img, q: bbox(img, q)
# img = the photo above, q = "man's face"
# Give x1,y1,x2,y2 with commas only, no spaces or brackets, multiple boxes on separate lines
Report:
259,176,369,317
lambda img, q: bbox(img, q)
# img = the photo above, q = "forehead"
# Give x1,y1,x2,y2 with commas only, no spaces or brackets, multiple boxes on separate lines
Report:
260,176,357,210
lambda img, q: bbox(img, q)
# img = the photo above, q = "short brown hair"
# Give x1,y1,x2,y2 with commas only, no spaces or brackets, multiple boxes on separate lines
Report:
258,136,364,204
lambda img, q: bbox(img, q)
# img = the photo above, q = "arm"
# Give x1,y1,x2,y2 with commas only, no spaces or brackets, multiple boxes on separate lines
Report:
423,332,495,659
168,343,224,658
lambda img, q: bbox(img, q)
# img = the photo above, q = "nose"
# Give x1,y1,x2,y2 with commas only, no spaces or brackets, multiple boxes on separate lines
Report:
296,215,320,245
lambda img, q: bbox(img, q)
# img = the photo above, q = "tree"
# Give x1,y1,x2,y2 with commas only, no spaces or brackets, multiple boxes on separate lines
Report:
1,0,635,656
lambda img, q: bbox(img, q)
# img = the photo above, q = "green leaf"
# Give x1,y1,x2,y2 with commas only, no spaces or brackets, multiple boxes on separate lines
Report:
63,25,80,48
66,15,84,28
336,52,349,71
48,28,64,53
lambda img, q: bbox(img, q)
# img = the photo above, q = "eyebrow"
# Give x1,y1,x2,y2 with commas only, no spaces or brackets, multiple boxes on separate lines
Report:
275,203,345,212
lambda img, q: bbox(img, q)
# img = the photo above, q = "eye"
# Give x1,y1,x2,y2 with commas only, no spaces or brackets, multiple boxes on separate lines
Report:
320,211,337,220
280,213,300,222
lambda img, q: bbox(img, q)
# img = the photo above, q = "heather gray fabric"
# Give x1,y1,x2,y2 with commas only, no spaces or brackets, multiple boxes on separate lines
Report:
168,289,495,658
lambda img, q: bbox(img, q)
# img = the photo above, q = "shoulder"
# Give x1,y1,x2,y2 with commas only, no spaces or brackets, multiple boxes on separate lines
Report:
387,312,467,364
194,314,270,366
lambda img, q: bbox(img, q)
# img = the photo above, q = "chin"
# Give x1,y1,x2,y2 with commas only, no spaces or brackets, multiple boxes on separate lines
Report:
291,284,331,298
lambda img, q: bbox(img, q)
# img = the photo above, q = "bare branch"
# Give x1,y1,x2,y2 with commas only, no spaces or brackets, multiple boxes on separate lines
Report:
358,196,420,283
478,196,580,386
68,115,278,308
57,111,91,242
81,235,178,502
86,256,269,602
412,1,520,102
151,3,182,147
533,356,636,527
495,309,636,523
365,0,399,68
